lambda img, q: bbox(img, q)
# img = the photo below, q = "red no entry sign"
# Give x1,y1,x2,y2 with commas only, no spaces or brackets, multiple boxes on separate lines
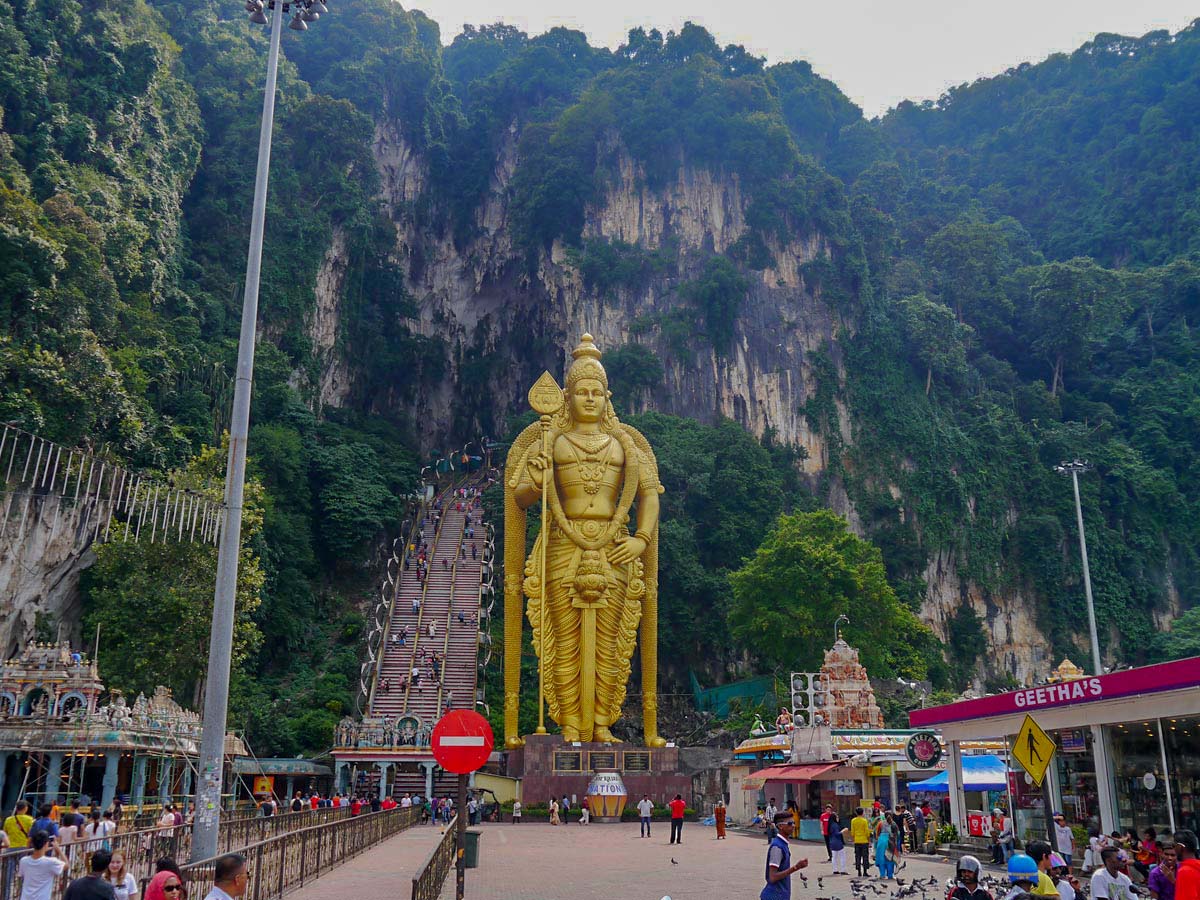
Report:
431,709,494,774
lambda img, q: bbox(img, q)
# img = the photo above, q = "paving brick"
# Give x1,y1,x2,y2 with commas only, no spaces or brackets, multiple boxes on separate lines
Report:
290,820,971,900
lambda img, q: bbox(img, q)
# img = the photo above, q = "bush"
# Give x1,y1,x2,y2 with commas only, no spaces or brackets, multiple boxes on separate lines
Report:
936,823,959,844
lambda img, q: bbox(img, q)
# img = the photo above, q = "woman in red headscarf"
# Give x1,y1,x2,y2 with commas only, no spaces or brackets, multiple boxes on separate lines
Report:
144,869,186,900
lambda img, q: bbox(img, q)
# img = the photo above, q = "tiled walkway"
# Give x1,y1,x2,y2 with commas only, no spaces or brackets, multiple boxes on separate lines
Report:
289,820,962,900
287,821,447,900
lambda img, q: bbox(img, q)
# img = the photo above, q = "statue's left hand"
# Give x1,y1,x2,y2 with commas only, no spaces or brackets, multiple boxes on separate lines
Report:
609,536,646,565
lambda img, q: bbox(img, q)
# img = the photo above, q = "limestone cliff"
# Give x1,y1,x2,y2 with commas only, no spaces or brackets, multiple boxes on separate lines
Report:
300,126,1054,685
373,132,841,471
0,496,94,658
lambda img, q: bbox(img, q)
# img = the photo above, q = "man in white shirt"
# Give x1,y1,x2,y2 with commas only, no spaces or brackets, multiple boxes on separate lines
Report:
637,795,654,838
204,853,249,900
1091,847,1135,900
511,800,522,823
400,795,412,809
1052,813,1075,865
18,832,66,900
765,799,779,829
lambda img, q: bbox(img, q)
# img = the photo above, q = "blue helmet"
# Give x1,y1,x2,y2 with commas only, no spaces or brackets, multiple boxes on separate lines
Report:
1008,852,1039,882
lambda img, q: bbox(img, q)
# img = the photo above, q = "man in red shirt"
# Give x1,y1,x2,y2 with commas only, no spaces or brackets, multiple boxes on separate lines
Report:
820,804,834,861
668,794,687,845
310,793,319,811
1175,830,1200,900
351,796,362,816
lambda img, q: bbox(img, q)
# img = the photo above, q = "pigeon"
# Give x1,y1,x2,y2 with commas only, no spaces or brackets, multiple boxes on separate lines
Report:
819,877,826,889
671,858,679,866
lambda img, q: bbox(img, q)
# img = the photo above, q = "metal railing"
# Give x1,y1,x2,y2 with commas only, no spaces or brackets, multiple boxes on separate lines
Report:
178,806,420,900
0,805,356,900
411,814,456,900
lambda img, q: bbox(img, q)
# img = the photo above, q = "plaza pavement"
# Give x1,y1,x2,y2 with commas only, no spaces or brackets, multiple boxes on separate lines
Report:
288,818,980,900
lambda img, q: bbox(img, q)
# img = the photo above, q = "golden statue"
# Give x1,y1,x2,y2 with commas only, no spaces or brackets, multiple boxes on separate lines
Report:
503,334,665,747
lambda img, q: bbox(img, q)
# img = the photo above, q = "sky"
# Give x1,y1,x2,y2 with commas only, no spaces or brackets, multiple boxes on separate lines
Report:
408,0,1198,116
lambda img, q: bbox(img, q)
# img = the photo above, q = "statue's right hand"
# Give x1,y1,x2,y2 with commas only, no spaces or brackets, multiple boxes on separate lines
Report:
526,450,551,488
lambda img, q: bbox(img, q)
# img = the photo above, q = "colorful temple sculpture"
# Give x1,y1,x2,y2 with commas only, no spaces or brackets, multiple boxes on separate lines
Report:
0,641,245,811
819,639,885,729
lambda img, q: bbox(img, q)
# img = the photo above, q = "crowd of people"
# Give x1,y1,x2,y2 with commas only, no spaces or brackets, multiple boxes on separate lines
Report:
758,800,1200,900
0,796,262,900
262,789,499,828
386,486,484,713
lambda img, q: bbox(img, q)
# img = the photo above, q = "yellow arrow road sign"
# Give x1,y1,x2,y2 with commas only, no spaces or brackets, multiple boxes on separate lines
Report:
1012,714,1056,787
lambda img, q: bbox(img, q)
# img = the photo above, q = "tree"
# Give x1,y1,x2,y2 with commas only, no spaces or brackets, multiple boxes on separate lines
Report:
1021,259,1128,396
680,255,749,353
310,443,401,559
602,343,663,411
728,510,933,677
1156,607,1200,662
81,445,265,706
925,218,1033,329
895,293,973,395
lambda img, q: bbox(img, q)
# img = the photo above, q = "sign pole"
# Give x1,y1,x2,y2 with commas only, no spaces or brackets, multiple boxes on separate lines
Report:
431,709,494,900
456,772,468,900
1042,779,1058,853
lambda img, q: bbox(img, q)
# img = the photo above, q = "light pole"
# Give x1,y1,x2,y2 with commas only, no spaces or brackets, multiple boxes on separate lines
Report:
1055,458,1118,834
834,614,849,645
1055,460,1102,676
191,0,328,862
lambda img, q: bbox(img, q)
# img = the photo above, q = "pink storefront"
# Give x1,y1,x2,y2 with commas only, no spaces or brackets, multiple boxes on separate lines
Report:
909,656,1200,843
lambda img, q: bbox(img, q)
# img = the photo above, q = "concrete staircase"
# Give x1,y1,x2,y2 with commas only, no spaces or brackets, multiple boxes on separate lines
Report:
365,480,485,799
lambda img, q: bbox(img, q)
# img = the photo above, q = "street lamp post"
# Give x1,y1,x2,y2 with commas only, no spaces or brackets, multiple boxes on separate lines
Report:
1055,460,1102,676
833,614,849,645
1055,458,1118,835
191,0,328,862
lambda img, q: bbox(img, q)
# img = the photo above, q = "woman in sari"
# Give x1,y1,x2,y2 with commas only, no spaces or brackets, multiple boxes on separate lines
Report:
549,799,561,826
714,798,727,840
876,813,895,880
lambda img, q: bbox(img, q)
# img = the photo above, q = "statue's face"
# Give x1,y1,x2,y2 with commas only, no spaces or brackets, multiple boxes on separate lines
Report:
569,378,606,424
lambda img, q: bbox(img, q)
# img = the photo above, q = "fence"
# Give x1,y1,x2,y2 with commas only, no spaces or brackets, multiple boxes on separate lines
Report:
0,424,223,550
0,805,359,900
411,815,456,900
178,807,421,900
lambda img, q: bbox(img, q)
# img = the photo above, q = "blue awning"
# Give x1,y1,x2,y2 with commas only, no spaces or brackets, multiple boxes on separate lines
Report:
908,754,1008,792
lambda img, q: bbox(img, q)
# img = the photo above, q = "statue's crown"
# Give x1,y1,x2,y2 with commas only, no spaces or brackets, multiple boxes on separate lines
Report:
566,333,607,390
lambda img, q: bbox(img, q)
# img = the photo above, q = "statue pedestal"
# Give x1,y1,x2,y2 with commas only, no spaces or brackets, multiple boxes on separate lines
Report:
508,734,690,817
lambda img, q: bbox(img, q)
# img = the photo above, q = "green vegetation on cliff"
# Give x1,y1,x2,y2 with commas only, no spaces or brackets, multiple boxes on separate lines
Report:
2,1,1199,748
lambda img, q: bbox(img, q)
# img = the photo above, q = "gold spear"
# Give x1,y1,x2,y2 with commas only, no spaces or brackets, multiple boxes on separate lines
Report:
527,372,563,735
